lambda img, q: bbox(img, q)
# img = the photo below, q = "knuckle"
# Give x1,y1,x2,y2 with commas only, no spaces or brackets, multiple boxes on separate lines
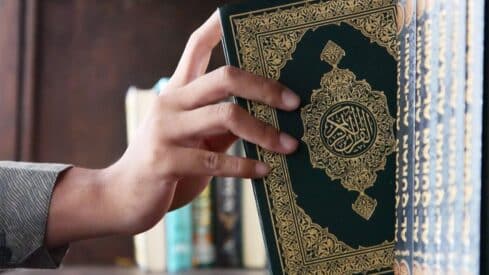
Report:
204,152,221,171
218,65,238,83
261,123,278,148
188,29,203,47
230,158,243,175
217,103,238,122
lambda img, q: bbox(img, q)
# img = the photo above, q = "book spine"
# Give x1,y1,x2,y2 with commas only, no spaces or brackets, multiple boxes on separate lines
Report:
481,1,489,274
462,0,484,273
238,140,267,269
444,0,467,273
413,2,434,271
432,1,455,271
192,185,215,267
142,221,166,271
165,204,193,272
419,2,440,273
412,5,423,271
395,0,416,273
241,177,267,269
213,143,242,267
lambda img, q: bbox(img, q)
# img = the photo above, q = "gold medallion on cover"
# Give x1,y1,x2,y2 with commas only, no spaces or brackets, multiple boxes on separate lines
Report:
301,40,396,220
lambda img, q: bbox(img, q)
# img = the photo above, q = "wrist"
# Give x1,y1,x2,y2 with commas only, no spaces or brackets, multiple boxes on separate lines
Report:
98,163,135,235
46,167,119,248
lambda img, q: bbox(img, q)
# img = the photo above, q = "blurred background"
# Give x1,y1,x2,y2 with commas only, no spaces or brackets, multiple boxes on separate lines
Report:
0,0,233,267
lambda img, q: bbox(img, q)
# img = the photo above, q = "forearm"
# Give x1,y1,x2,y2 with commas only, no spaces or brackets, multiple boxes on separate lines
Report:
45,167,118,248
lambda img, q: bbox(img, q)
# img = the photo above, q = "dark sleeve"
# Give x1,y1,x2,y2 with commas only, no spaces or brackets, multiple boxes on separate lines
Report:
0,161,72,268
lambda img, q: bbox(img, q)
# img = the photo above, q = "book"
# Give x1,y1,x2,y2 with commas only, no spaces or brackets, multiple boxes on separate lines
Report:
212,144,242,267
220,0,399,273
165,204,193,272
462,0,485,273
125,87,166,272
481,1,489,274
395,0,485,273
413,1,440,273
395,1,416,273
444,0,467,273
192,185,215,267
412,0,425,272
241,178,267,269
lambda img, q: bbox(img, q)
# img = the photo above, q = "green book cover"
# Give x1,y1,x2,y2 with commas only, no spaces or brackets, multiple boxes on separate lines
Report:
219,0,402,273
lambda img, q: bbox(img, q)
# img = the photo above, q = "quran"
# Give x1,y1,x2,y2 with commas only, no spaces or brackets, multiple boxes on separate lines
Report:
220,0,400,273
220,0,487,274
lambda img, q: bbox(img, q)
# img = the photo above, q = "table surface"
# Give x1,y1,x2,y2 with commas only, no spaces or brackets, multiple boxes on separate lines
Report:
2,267,268,275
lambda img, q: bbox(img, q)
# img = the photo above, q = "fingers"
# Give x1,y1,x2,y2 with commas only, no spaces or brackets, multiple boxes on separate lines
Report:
171,10,222,86
176,66,301,111
167,147,270,179
178,103,299,154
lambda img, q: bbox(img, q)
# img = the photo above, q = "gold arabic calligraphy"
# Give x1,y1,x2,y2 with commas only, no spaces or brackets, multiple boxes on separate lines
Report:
301,40,395,220
322,101,377,158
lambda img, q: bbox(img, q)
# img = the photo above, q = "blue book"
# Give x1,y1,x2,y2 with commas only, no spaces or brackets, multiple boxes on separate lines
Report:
165,204,193,272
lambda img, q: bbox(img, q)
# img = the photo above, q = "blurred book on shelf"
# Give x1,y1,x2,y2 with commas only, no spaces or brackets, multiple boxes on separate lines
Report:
193,185,216,267
213,144,243,268
166,204,193,272
241,179,267,269
125,86,165,272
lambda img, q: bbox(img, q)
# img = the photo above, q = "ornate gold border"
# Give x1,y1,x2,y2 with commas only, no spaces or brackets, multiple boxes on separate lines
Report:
229,0,398,273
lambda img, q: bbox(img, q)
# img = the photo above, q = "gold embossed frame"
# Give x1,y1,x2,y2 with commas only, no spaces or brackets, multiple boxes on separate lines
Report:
228,0,399,273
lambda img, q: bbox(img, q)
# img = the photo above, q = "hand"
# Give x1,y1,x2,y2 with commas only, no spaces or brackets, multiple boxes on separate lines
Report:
45,10,300,247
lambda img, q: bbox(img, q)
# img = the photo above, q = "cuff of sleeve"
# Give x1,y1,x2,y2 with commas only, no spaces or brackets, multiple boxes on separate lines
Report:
19,245,70,268
0,162,72,268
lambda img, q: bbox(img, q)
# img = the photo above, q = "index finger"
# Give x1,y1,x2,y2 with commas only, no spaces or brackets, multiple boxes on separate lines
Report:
175,66,301,111
171,10,222,86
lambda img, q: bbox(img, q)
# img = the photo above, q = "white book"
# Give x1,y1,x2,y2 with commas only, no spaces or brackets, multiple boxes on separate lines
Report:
125,87,166,271
241,178,267,269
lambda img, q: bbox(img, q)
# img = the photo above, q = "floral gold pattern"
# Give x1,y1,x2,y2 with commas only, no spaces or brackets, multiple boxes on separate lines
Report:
301,40,395,221
232,0,399,80
320,40,346,67
228,0,398,273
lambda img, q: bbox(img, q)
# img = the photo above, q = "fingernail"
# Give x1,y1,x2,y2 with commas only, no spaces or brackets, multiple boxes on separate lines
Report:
281,89,300,109
280,133,299,152
255,162,271,177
